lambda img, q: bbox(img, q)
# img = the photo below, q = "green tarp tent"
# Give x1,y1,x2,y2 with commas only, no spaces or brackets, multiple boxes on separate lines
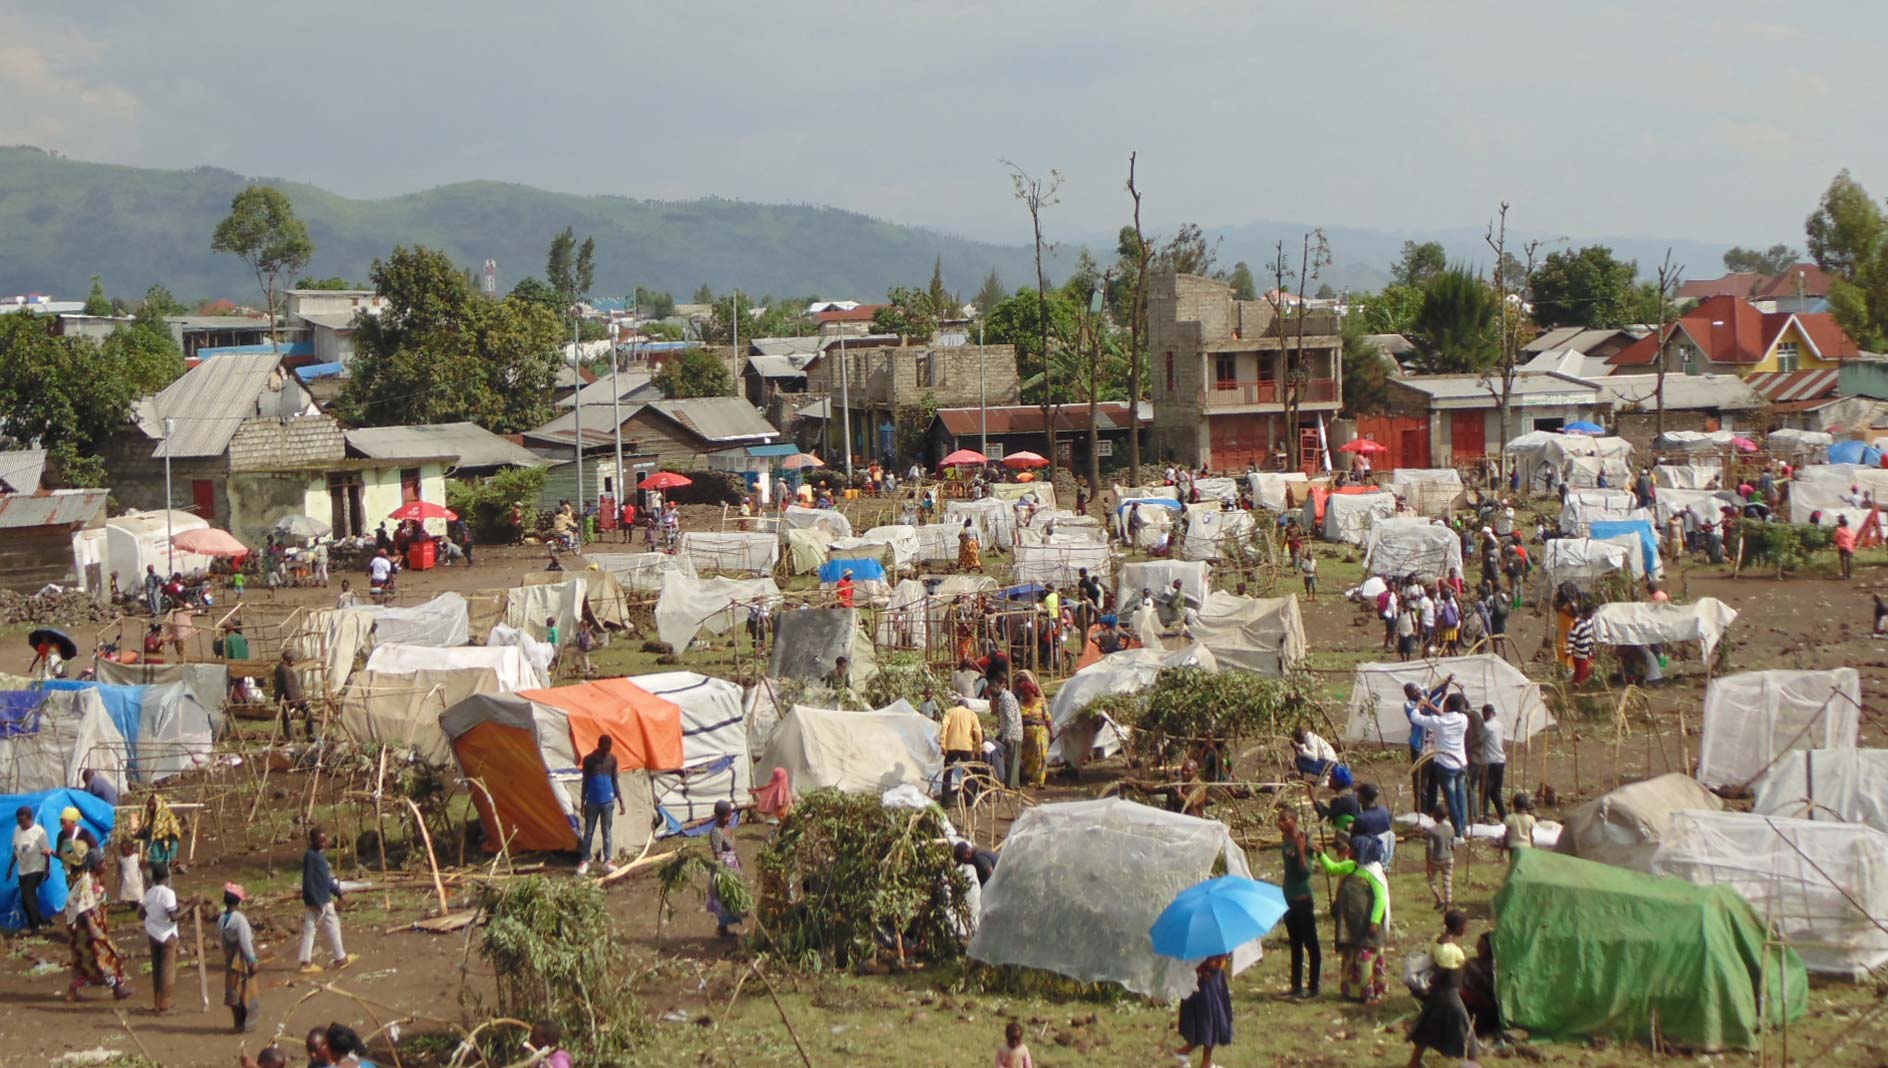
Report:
1493,849,1806,1051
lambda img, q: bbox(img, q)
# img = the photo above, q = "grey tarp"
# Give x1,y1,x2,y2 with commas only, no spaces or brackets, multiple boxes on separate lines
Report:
1556,772,1723,872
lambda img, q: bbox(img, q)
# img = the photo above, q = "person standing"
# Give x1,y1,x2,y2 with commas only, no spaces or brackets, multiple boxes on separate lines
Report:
1409,693,1471,837
706,800,745,939
143,564,163,616
1015,670,1052,788
140,794,183,876
939,701,983,804
8,806,51,931
1299,553,1319,602
1278,811,1320,999
1568,603,1598,684
1174,953,1235,1068
275,649,312,740
138,863,181,1014
1317,837,1389,1004
1407,910,1479,1068
63,845,131,1001
1835,514,1858,581
81,768,119,808
1473,705,1508,822
991,671,1022,790
1423,804,1455,910
297,828,351,974
577,735,625,876
1503,794,1538,860
219,882,260,1033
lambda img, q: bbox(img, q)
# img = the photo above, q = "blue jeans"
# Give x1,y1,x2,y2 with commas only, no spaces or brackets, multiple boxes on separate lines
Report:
1437,766,1467,836
581,802,614,863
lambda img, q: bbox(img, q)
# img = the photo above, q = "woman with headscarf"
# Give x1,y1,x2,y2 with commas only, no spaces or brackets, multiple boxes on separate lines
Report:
220,882,259,1032
749,767,794,822
1316,837,1390,1004
1014,670,1052,787
958,518,982,571
706,800,746,939
63,842,131,1001
140,794,183,874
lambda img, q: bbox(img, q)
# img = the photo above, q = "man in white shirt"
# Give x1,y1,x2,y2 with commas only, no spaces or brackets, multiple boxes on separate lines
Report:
138,863,182,1013
8,806,52,931
1408,692,1472,839
1292,728,1339,778
368,549,395,593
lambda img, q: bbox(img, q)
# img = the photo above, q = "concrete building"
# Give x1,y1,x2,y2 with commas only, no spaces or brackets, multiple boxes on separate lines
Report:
802,339,1020,464
1376,372,1609,468
1145,271,1343,470
285,288,388,367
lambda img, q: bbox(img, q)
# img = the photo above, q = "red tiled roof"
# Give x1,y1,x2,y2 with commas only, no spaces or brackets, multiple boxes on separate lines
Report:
1608,296,1860,367
1754,263,1836,299
1677,273,1766,301
1795,311,1862,359
814,304,885,323
935,403,1142,436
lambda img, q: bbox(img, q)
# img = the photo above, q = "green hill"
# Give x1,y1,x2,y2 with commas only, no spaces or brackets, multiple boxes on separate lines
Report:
0,146,1046,305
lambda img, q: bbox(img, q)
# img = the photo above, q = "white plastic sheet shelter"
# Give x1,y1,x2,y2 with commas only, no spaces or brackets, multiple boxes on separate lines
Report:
1115,499,1178,550
584,551,697,593
1697,668,1862,791
679,531,780,574
1390,468,1464,517
785,528,832,574
92,661,229,737
1559,489,1639,535
1179,507,1257,562
1766,429,1833,461
285,607,376,698
104,509,215,585
1655,429,1735,453
968,798,1259,1000
1360,517,1463,581
1555,772,1723,872
1011,540,1113,587
1016,524,1109,549
364,642,549,691
875,579,932,649
523,568,630,629
782,505,853,538
989,482,1056,509
849,525,921,571
1539,537,1636,590
946,497,1018,550
1192,476,1240,503
1047,644,1217,762
1321,491,1397,544
1116,560,1209,616
1786,468,1888,526
654,572,781,653
486,625,554,680
1652,465,1723,490
366,592,471,648
338,666,502,765
1342,654,1552,748
635,672,751,825
44,680,213,785
754,701,940,794
0,688,127,794
1652,487,1738,526
1652,810,1888,978
1754,749,1888,832
1245,471,1309,513
1506,432,1633,490
913,523,961,564
1113,483,1179,503
1588,597,1739,661
503,577,585,644
1183,591,1307,676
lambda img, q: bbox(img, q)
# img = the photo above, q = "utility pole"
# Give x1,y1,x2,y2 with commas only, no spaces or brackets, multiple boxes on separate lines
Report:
730,292,740,399
572,314,584,527
612,293,626,513
839,333,853,477
979,317,988,457
163,417,175,574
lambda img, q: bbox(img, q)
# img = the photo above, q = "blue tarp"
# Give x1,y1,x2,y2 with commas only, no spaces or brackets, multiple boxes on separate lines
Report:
1,787,115,930
745,443,800,458
294,361,347,381
0,690,45,738
1829,439,1883,467
1116,497,1184,516
196,342,315,358
1589,518,1661,574
43,681,147,779
819,558,887,583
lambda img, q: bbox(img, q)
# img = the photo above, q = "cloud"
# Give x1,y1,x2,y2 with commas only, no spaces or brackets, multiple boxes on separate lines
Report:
0,20,141,153
1711,118,1796,157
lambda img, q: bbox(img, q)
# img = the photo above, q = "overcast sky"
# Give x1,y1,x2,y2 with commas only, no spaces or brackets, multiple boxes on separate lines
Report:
5,1,1879,250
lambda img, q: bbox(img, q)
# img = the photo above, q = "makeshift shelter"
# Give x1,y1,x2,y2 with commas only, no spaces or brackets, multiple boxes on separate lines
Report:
785,528,833,575
679,531,779,574
1389,468,1463,516
1,787,113,931
1012,540,1113,587
633,672,750,827
913,523,960,565
1181,592,1307,676
1655,429,1735,454
1556,772,1724,872
104,509,215,586
874,579,931,649
523,568,630,629
1116,560,1208,615
782,505,852,538
1494,848,1804,1050
653,572,781,653
1697,668,1861,791
1766,428,1833,462
1113,483,1179,503
766,607,878,685
285,606,376,698
1539,537,1636,591
1179,507,1256,562
1506,432,1633,491
1342,654,1552,748
1047,644,1217,762
1653,810,1888,978
1114,498,1181,550
339,666,503,765
585,551,697,593
0,688,127,794
1360,517,1462,581
1586,518,1661,577
968,798,1259,1000
844,525,920,571
1754,748,1888,831
1589,597,1737,661
945,497,1017,551
1320,491,1396,544
1245,471,1308,512
91,661,228,736
753,700,939,794
989,482,1056,509
441,679,684,857
1559,488,1638,535
43,680,213,784
366,591,471,647
1652,464,1723,490
1651,487,1738,526
364,642,548,692
502,577,585,644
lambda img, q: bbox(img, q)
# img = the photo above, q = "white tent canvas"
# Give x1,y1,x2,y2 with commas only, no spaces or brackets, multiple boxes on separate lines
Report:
635,672,751,825
846,525,921,571
1343,654,1552,747
368,592,471,647
968,798,1258,1000
680,531,780,574
1361,518,1463,581
1651,487,1738,526
1180,507,1256,562
874,579,932,650
1559,489,1639,535
1754,749,1888,832
654,572,781,653
0,688,127,794
785,528,832,575
1012,541,1113,587
1652,465,1723,490
1245,471,1309,513
1192,476,1240,503
946,497,1018,550
1767,429,1833,460
1047,644,1216,762
503,578,585,644
1116,560,1208,615
339,666,502,765
783,505,853,538
755,702,940,794
364,642,548,692
1697,668,1861,791
1322,492,1397,544
1114,483,1180,503
1556,772,1723,872
1539,537,1636,589
585,551,697,593
1589,597,1738,660
1181,591,1307,676
989,482,1056,509
913,523,961,564
1115,500,1177,550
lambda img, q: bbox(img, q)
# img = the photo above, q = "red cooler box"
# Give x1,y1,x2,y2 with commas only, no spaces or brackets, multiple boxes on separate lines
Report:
406,539,437,571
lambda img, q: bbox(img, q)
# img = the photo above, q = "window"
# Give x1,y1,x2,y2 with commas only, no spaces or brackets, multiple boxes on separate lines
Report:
400,467,422,503
1214,354,1236,387
918,352,936,387
1775,341,1800,373
1096,439,1114,458
1164,352,1176,394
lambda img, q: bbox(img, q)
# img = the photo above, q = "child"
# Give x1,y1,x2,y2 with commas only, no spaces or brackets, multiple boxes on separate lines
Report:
138,863,180,1014
1299,553,1319,602
1408,909,1478,1068
1423,803,1454,910
1503,793,1537,859
115,836,145,906
231,570,246,600
1175,955,1233,1068
527,1020,573,1068
996,1019,1034,1068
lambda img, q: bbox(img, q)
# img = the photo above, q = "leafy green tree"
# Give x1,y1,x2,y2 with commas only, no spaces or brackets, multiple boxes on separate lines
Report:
546,227,577,303
83,275,112,317
637,320,685,342
341,245,563,432
1723,244,1801,275
102,309,187,394
653,349,734,398
1356,283,1425,334
1805,170,1883,278
927,257,953,319
691,283,715,305
294,275,357,290
1228,261,1258,300
575,237,596,300
984,287,1088,404
139,285,187,318
635,287,676,319
871,287,938,340
1828,276,1883,349
1391,240,1447,287
0,312,179,470
210,184,313,352
1408,265,1498,374
972,269,1005,317
1152,222,1218,276
1529,245,1641,328
1339,313,1393,417
509,276,564,312
748,300,813,338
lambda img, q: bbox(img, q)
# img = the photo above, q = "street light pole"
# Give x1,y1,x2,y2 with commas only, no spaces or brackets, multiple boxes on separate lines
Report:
572,313,584,533
163,417,175,574
839,333,853,478
978,318,987,457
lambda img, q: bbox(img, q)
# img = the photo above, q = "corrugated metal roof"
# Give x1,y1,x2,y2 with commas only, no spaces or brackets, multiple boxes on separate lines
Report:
747,354,809,380
1592,374,1764,412
164,316,271,330
649,398,778,443
556,372,658,410
0,489,107,529
750,337,821,357
1390,371,1599,402
1748,369,1842,404
934,402,1141,436
0,449,47,493
345,423,554,469
296,312,358,330
797,398,831,420
140,353,316,458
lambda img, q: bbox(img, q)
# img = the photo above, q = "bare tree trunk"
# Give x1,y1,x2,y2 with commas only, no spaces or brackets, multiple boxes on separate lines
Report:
1265,243,1297,470
1087,270,1110,501
1653,250,1682,438
1483,203,1540,486
1005,163,1063,474
1127,153,1149,482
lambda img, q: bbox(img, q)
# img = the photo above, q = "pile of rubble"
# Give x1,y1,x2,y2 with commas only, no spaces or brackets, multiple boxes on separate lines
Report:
0,587,113,627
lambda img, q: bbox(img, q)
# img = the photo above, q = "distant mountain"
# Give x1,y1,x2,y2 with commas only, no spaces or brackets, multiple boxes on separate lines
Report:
0,147,1050,305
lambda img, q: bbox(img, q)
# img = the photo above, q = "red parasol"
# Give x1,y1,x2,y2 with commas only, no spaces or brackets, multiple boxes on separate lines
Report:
171,527,249,557
387,500,457,522
640,471,694,490
939,449,988,467
1336,439,1388,454
1001,451,1049,469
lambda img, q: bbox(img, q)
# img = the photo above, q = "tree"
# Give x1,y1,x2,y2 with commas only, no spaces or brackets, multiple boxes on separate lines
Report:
1529,244,1640,328
509,276,565,312
210,184,312,352
1228,261,1258,301
294,275,357,291
83,275,112,317
872,286,939,341
972,270,1006,317
692,284,715,305
575,237,596,302
1408,265,1499,375
927,257,953,319
1006,161,1063,470
1649,250,1684,436
1356,283,1425,335
1153,222,1218,277
1806,171,1883,278
1123,156,1152,480
139,285,187,318
1480,204,1542,476
1339,313,1393,417
340,245,563,432
0,310,179,479
984,287,1083,404
1392,240,1447,288
1723,244,1801,275
1265,230,1331,470
653,349,734,399
546,228,578,303
103,307,187,394
634,287,676,319
1314,282,1336,301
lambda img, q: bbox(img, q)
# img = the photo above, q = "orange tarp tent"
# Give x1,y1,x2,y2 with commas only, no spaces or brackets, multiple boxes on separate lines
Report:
519,678,685,772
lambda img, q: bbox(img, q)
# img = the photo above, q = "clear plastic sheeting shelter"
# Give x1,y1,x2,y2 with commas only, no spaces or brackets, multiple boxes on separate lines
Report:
1010,541,1112,590
654,572,781,653
946,497,1018,551
1179,507,1257,562
366,591,471,647
1589,597,1737,661
766,607,878,685
1166,591,1307,676
43,680,213,784
1342,654,1552,748
585,551,696,593
782,505,853,538
1539,537,1636,591
503,578,585,644
913,524,961,564
1360,518,1463,581
1555,772,1723,872
785,528,832,575
1116,560,1208,616
1755,749,1888,832
1244,471,1309,513
1389,469,1463,517
1114,499,1180,550
1047,644,1217,763
338,666,501,765
754,701,940,794
1653,810,1888,978
1766,428,1833,462
679,531,780,574
1559,489,1639,536
363,642,548,692
968,799,1259,1000
0,688,127,794
1697,668,1861,791
634,672,751,826
1652,464,1724,490
1316,491,1396,544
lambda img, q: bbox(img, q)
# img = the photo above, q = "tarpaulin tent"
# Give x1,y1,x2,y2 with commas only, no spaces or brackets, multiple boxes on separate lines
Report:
874,579,931,650
946,497,1019,551
767,607,878,685
1830,439,1883,466
286,607,376,698
0,688,127,794
1651,487,1738,526
1245,471,1309,512
1321,491,1397,544
339,666,502,765
654,572,781,653
92,661,228,736
1586,518,1661,576
968,798,1259,1000
782,505,852,538
1555,772,1723,872
1551,434,1635,489
913,523,961,564
754,700,940,794
104,510,216,586
1652,464,1723,490
503,578,585,644
679,531,780,574
0,787,113,931
1539,537,1636,591
441,679,683,857
845,525,921,571
585,551,697,593
1113,483,1179,503
634,672,750,827
1188,476,1239,503
1116,560,1208,616
1656,429,1735,453
1653,810,1888,978
785,528,833,575
1360,517,1463,581
364,642,548,692
1114,498,1181,550
1766,428,1832,461
1342,654,1551,748
1755,749,1888,832
1047,644,1217,763
366,591,471,647
1589,597,1737,660
1559,488,1638,535
1494,848,1804,1051
1390,468,1463,517
1179,507,1256,562
989,482,1056,509
487,625,554,680
43,680,213,784
1012,540,1112,587
1145,591,1306,676
523,569,631,629
1697,668,1861,791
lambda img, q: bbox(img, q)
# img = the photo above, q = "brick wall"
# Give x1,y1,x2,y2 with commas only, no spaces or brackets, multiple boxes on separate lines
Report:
807,344,1020,408
228,415,346,473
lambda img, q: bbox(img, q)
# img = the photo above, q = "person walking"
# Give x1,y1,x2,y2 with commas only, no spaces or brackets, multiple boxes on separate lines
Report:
1835,514,1858,581
219,882,260,1033
296,828,352,974
1568,603,1598,684
1317,837,1389,1004
138,863,181,1014
8,805,51,931
1174,953,1235,1068
706,800,745,939
1278,811,1321,999
1473,704,1508,822
275,649,312,740
991,671,1023,791
577,735,625,876
63,844,131,1002
1407,910,1479,1068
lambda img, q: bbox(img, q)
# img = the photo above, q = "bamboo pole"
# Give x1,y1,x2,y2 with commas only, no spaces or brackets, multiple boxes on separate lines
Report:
402,798,450,917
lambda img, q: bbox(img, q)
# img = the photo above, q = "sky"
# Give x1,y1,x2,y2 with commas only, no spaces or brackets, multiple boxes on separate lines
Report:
4,0,1882,251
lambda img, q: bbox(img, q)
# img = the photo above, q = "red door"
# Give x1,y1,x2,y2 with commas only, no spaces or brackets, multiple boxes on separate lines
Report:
190,480,217,522
400,468,422,503
1450,411,1486,462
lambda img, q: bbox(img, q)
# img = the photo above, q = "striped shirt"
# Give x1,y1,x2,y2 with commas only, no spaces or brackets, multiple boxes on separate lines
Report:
1569,618,1597,660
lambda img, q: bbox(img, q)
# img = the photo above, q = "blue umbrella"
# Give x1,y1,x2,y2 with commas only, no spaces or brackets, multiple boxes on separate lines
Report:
1149,876,1289,960
1563,421,1604,434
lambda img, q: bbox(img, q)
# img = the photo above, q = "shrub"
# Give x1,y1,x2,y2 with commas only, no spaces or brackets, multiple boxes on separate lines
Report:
1733,519,1833,571
447,467,548,543
1125,666,1328,762
474,876,645,1061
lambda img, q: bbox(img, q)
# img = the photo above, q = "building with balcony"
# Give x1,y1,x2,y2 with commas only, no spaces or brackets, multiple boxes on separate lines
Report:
1146,271,1342,471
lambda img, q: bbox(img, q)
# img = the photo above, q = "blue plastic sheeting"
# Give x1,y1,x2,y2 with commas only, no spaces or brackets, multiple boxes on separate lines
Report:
1829,439,1883,467
43,681,148,777
999,582,1048,600
745,443,800,457
196,342,315,358
1588,518,1661,574
0,691,45,738
819,558,887,583
294,361,347,381
660,803,739,839
1116,497,1184,515
1,787,115,930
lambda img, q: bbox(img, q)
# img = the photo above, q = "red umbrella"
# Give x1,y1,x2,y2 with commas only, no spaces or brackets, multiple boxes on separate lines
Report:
1336,439,1388,454
782,453,824,470
387,500,458,522
1001,451,1049,469
641,471,694,491
1731,436,1757,452
172,527,249,557
939,449,988,467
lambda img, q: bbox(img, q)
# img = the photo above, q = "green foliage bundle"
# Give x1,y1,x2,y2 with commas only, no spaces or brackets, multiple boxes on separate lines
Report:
653,349,735,399
1125,666,1326,761
0,308,183,472
754,789,968,972
474,875,645,1062
872,286,941,340
860,653,946,711
446,467,548,543
1733,518,1833,571
654,846,753,922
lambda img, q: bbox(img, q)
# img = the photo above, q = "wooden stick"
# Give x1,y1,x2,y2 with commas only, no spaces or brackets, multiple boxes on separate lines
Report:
194,903,211,1013
402,798,449,917
115,1010,157,1063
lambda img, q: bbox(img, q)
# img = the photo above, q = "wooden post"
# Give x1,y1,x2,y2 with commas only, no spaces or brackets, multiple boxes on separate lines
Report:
402,798,450,917
193,904,211,1012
